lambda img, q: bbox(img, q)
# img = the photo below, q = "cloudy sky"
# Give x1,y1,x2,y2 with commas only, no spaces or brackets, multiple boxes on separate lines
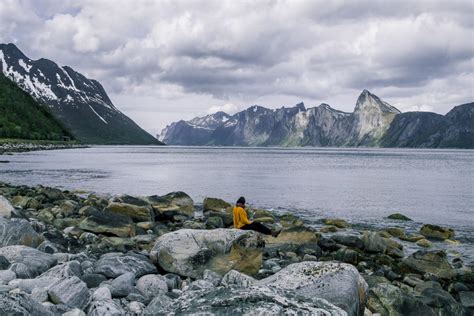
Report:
1,0,473,135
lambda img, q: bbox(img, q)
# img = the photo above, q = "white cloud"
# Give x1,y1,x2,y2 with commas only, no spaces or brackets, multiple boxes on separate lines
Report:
0,0,472,132
207,103,239,115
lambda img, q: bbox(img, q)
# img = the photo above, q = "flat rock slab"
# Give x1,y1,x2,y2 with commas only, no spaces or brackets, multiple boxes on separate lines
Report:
158,286,346,315
0,245,57,277
94,254,157,278
258,261,368,316
150,228,264,278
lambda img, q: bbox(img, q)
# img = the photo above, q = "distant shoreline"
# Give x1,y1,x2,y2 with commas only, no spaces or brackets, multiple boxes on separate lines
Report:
0,140,88,155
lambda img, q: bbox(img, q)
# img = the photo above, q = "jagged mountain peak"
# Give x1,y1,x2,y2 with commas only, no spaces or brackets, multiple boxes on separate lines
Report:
355,89,401,114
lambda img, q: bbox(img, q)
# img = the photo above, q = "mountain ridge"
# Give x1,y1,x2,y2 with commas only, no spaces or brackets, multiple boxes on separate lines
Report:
159,92,473,148
0,43,161,145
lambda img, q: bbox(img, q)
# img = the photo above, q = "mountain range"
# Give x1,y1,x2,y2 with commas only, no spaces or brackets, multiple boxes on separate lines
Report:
159,91,473,148
0,43,160,144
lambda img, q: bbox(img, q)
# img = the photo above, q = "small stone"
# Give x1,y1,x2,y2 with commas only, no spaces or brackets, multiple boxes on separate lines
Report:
303,254,318,261
0,196,13,218
62,308,86,316
203,269,222,286
0,270,16,283
416,239,433,248
128,301,145,314
92,287,112,301
31,287,49,303
136,274,168,298
0,255,10,269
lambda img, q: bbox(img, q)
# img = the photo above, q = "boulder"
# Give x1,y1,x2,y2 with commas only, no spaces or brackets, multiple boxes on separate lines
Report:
401,250,456,279
332,233,364,249
92,287,112,301
88,299,125,315
0,269,15,283
387,213,412,221
416,238,433,248
81,273,107,288
0,196,13,218
203,197,231,212
383,227,405,238
335,248,360,265
78,209,135,237
0,254,10,269
265,226,319,246
105,195,154,222
158,285,346,315
258,261,368,316
206,216,224,228
221,269,256,287
146,192,194,219
419,287,465,315
363,231,387,253
94,253,157,278
48,276,91,309
40,260,82,279
136,274,168,298
150,229,264,278
459,291,474,309
105,272,135,297
420,224,455,240
8,277,59,293
0,292,54,315
323,218,350,228
37,187,65,201
142,293,175,315
0,245,57,277
367,283,435,316
204,211,233,227
0,218,44,247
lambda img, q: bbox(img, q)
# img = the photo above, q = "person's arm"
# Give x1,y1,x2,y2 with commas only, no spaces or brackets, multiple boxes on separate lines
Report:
239,207,252,225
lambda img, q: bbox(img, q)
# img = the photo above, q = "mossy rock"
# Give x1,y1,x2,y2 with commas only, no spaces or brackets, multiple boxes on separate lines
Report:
416,239,433,248
420,224,455,240
322,218,349,228
387,213,412,221
203,197,231,212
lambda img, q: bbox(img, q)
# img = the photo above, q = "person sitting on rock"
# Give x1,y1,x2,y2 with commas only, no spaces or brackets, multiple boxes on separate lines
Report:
233,196,281,237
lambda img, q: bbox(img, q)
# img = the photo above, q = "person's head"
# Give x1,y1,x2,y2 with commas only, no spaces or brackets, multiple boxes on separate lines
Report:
236,196,246,207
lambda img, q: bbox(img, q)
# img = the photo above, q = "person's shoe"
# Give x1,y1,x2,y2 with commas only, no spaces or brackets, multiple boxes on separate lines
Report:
271,228,282,238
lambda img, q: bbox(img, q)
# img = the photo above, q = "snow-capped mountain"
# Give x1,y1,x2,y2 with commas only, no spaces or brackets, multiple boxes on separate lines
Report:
159,91,473,148
0,43,160,144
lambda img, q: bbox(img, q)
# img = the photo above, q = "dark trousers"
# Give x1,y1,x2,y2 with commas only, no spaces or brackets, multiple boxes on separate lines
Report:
241,222,272,235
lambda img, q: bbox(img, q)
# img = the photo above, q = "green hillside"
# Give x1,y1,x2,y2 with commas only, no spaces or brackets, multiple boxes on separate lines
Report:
0,74,72,141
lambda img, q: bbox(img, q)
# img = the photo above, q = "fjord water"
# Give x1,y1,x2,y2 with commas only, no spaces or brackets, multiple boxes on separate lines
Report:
1,146,473,261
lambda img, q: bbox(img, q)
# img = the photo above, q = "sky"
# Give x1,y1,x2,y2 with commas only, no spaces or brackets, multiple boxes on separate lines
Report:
1,0,473,135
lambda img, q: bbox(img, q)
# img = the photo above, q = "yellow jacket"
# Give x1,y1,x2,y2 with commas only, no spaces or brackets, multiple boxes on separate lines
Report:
233,206,251,228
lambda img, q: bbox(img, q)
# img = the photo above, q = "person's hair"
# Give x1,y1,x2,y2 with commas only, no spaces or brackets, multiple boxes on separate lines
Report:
236,196,246,205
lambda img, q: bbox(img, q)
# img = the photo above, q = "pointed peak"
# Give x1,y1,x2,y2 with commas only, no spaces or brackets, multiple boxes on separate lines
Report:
0,43,28,60
295,102,305,111
355,90,401,114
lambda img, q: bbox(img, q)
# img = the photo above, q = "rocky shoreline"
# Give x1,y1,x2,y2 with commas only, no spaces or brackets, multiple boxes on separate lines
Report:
0,142,88,155
0,183,472,315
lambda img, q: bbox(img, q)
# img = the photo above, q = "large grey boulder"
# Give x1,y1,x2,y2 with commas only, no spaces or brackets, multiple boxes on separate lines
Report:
105,195,154,222
150,229,265,278
94,253,157,278
367,283,435,316
221,269,256,287
48,276,91,309
0,292,54,315
0,196,13,218
154,286,346,315
401,250,456,279
0,218,44,247
78,209,135,237
0,245,57,277
145,192,194,219
258,261,368,316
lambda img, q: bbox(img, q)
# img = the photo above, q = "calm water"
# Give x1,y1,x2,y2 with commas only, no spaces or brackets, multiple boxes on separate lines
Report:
1,146,473,262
